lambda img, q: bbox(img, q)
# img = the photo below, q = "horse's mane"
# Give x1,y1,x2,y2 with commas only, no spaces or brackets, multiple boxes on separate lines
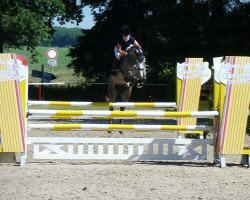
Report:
127,45,142,52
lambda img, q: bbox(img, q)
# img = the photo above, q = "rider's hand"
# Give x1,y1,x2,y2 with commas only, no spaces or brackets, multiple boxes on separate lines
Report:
123,52,128,56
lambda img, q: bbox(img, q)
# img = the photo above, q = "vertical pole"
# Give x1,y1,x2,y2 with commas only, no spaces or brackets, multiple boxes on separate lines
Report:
40,64,45,100
41,64,45,83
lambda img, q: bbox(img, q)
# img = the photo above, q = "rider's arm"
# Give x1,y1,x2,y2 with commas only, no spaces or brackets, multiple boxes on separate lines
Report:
133,40,141,49
117,43,127,56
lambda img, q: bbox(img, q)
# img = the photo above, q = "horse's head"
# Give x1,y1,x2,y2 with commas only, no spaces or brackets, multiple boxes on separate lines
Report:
124,45,148,87
127,45,144,61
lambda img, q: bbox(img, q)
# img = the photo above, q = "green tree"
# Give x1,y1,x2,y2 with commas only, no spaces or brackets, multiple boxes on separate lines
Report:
207,0,250,57
69,0,249,84
41,27,83,47
69,0,164,81
0,0,84,58
69,0,206,82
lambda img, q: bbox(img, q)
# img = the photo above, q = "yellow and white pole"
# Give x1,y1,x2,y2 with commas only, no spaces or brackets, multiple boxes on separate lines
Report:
28,123,212,132
28,109,218,119
28,101,177,108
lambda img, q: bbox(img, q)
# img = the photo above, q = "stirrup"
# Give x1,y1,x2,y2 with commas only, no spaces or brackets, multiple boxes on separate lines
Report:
136,82,143,88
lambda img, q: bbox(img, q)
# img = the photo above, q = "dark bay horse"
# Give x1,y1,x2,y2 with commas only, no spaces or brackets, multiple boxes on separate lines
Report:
107,45,148,133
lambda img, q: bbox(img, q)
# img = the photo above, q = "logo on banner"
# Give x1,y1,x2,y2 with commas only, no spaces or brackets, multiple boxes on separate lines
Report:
219,64,250,84
0,59,26,81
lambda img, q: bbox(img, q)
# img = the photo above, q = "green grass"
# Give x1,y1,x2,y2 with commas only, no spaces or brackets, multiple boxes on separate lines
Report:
4,46,84,83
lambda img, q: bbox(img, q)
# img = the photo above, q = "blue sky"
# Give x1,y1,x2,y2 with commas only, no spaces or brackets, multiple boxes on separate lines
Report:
53,6,95,29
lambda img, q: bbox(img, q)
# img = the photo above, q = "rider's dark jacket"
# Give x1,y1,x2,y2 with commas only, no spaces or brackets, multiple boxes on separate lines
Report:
117,36,135,50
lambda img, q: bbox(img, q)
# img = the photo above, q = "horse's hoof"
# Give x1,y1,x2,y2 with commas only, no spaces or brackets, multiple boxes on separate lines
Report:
119,131,123,134
107,131,112,133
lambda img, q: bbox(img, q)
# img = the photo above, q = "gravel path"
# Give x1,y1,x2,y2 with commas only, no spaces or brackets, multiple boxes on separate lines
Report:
0,121,249,200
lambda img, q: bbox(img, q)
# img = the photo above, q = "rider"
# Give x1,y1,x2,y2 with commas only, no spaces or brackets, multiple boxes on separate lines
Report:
112,26,141,76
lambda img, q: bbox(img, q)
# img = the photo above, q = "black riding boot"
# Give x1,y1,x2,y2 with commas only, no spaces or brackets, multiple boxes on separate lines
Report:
111,59,120,76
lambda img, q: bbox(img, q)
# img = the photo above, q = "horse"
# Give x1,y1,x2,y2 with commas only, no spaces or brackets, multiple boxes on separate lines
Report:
106,45,148,133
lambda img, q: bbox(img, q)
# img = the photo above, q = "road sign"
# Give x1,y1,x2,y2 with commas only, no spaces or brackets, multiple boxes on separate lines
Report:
46,48,58,59
48,59,57,67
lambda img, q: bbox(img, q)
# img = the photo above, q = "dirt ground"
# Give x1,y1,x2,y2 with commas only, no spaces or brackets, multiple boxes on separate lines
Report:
0,120,249,200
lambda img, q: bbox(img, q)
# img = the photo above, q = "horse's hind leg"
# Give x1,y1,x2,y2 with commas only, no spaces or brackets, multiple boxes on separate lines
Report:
107,104,114,133
109,106,114,124
119,88,132,134
107,92,116,133
107,77,116,133
119,106,125,134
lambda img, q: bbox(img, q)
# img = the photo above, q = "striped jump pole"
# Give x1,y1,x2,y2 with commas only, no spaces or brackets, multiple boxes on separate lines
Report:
28,110,218,119
28,123,212,132
28,115,177,120
28,101,177,108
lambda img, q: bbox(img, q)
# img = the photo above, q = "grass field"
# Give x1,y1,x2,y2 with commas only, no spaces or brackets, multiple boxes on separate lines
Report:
5,46,83,83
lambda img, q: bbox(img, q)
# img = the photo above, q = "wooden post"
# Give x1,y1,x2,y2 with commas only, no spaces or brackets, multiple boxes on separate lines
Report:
38,64,45,100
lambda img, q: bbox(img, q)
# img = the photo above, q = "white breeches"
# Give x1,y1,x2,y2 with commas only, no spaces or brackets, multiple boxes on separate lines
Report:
114,47,120,59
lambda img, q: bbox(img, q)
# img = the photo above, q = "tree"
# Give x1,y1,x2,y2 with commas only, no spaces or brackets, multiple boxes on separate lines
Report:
69,0,166,81
69,0,205,82
69,0,250,83
0,0,84,57
206,0,250,57
41,27,83,47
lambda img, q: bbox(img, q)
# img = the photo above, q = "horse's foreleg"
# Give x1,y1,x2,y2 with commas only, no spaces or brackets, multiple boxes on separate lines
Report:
107,105,114,134
119,88,133,134
107,94,116,133
119,107,125,124
109,106,114,125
